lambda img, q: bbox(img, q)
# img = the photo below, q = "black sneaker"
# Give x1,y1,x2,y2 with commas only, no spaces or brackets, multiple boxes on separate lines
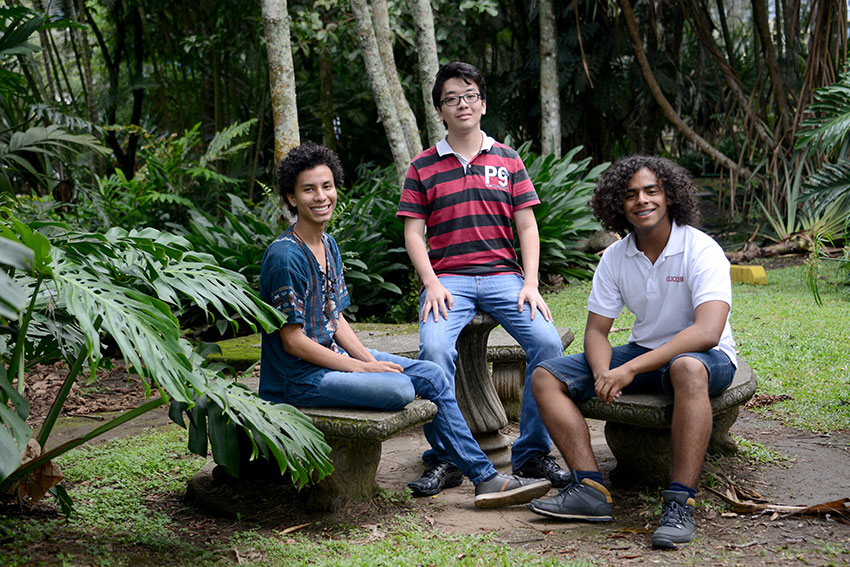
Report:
407,461,463,497
527,471,614,521
473,474,551,509
513,453,571,488
651,490,696,549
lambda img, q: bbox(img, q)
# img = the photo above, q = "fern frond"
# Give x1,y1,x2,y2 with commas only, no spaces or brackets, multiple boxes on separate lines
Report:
201,119,257,165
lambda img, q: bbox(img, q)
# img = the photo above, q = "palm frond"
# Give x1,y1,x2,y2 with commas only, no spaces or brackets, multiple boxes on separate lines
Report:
796,70,850,154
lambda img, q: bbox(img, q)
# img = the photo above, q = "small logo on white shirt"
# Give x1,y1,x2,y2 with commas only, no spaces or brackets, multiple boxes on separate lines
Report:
666,275,685,283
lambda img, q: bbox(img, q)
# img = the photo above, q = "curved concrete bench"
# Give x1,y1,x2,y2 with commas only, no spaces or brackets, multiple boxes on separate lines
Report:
358,314,573,469
186,399,437,514
297,399,437,510
577,359,758,485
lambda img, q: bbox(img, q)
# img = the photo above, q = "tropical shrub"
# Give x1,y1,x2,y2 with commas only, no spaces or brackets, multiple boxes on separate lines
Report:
0,214,331,511
519,144,608,282
76,121,256,232
796,68,850,301
178,192,281,289
328,164,409,320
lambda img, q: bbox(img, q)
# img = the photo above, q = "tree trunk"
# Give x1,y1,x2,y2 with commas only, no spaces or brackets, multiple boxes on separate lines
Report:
683,0,776,150
751,0,793,135
350,0,411,186
32,0,57,103
539,0,561,157
71,0,97,123
505,0,534,140
46,28,75,106
319,47,336,152
618,0,752,178
372,0,422,157
411,0,443,147
262,0,300,164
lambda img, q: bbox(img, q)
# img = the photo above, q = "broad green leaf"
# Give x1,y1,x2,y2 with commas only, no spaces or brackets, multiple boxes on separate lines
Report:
207,402,241,476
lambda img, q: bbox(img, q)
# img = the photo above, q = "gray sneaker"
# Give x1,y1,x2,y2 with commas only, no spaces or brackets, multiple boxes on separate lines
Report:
473,474,551,509
527,471,613,522
651,490,696,549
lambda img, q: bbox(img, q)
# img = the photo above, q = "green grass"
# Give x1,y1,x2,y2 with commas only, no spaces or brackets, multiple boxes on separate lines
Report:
731,435,789,465
227,526,594,567
0,427,213,567
54,426,208,547
728,265,850,432
545,264,850,433
1,428,591,567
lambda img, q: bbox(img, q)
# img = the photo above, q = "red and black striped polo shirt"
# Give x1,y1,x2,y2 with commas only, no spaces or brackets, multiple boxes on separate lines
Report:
397,137,540,276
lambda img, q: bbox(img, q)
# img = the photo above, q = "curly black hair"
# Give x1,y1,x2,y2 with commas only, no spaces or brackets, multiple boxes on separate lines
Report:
590,155,699,237
275,142,344,216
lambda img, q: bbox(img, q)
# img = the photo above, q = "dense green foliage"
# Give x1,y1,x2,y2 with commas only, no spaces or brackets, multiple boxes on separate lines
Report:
520,143,608,281
0,216,332,503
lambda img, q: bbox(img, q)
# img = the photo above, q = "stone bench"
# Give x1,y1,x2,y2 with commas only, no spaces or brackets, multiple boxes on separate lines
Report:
186,399,436,514
577,359,758,485
297,399,437,510
359,312,573,468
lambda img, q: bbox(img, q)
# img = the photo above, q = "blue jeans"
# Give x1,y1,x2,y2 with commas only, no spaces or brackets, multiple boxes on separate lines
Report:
305,350,497,485
537,343,735,403
418,274,565,469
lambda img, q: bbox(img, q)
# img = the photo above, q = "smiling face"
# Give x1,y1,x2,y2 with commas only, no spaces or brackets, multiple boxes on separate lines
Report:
436,77,487,135
623,167,673,236
286,164,337,230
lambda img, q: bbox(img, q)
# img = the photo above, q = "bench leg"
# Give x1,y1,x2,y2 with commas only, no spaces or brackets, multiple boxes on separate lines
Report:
303,437,381,512
604,422,673,486
605,408,740,486
708,405,739,454
492,362,525,423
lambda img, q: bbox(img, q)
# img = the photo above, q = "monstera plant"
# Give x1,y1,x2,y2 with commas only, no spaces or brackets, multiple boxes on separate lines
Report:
0,213,331,511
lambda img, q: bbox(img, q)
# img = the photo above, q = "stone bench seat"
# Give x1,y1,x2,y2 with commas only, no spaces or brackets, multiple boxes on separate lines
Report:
186,399,437,514
359,313,573,467
577,359,758,485
297,399,437,510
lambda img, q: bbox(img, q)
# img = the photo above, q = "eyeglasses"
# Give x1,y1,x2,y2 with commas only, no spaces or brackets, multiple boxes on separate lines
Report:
440,93,482,107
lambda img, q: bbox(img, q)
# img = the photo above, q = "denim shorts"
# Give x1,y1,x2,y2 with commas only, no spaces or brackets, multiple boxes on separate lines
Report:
537,343,735,403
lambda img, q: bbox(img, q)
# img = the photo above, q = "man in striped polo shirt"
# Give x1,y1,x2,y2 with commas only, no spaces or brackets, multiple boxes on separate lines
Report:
397,61,569,497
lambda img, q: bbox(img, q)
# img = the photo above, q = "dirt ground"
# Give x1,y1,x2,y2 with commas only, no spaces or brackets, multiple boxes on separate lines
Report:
12,362,850,566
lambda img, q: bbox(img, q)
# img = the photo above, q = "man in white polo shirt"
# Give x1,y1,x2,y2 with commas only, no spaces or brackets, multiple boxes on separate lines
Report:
526,155,736,550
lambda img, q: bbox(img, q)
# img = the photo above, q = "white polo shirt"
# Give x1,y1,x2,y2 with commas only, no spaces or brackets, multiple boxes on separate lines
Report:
587,221,737,366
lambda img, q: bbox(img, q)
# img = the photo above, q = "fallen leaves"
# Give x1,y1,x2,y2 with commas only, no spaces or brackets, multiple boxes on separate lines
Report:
745,393,793,409
707,480,850,523
21,361,157,426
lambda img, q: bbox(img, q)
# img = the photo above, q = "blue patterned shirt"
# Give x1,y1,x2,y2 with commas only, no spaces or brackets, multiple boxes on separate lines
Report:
259,227,351,404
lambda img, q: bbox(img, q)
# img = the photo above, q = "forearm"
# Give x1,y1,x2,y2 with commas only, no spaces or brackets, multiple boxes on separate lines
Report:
333,315,375,363
280,326,368,372
584,327,614,378
583,312,615,378
515,208,541,287
404,219,440,287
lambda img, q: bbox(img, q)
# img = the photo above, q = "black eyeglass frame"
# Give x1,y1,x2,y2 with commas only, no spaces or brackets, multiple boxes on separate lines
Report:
439,92,482,107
